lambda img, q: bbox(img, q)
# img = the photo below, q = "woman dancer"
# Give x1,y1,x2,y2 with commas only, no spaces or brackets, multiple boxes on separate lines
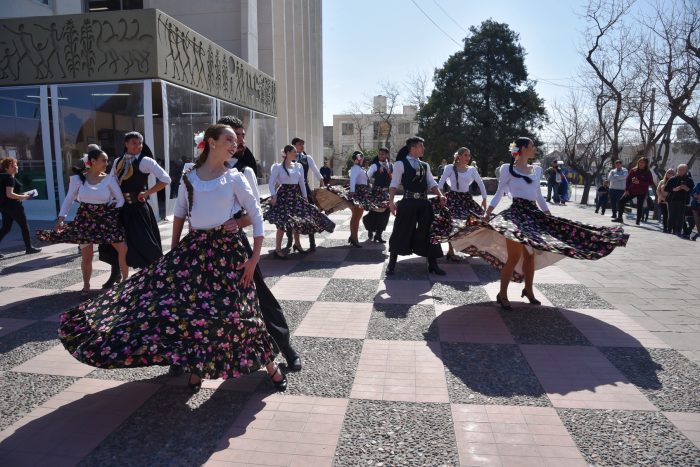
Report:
0,157,42,257
363,148,392,243
437,147,488,261
59,125,287,393
612,157,655,225
347,151,370,247
37,149,128,295
264,145,334,258
451,137,628,310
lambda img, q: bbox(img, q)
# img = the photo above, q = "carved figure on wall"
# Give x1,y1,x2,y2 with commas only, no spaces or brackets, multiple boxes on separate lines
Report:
2,23,48,79
35,22,67,79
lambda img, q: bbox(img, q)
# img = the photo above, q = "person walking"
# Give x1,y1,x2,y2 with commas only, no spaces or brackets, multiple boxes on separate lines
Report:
595,180,610,215
607,160,629,220
656,168,675,233
0,157,42,257
664,164,694,237
612,157,655,225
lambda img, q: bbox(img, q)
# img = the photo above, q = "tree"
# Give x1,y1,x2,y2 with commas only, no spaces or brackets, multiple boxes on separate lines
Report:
373,81,401,152
404,70,431,110
417,20,547,175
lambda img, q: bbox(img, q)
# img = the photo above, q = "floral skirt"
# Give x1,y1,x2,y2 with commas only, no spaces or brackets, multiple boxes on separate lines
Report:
450,197,629,282
37,202,125,245
262,184,335,235
429,197,453,244
58,227,277,380
325,184,388,212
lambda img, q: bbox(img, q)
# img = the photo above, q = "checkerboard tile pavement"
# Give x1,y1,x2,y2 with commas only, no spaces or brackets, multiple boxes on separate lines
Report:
1,207,699,466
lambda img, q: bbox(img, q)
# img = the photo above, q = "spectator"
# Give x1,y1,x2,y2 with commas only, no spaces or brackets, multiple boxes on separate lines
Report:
320,159,332,185
607,160,628,220
612,157,655,225
664,163,694,237
656,168,675,233
0,157,42,257
692,180,700,241
437,158,448,178
545,160,560,203
557,168,569,205
595,180,609,215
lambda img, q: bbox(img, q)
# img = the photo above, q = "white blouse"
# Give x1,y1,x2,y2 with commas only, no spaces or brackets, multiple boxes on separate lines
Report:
349,165,369,192
59,175,124,218
389,157,438,190
184,162,260,201
438,165,487,198
174,168,264,236
490,164,548,211
109,154,172,184
268,162,307,198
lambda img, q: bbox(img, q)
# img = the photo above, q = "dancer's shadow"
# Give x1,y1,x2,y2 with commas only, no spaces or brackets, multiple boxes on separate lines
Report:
0,251,82,275
0,290,85,321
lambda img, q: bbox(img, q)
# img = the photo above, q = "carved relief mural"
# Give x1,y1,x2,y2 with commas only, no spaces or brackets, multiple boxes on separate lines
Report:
0,9,276,116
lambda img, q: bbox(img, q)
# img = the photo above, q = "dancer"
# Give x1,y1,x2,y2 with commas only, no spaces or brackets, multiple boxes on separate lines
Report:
451,138,629,310
0,157,42,257
437,147,488,262
98,132,171,288
347,151,369,247
386,137,446,276
59,124,287,393
217,115,258,176
363,148,393,243
611,157,655,225
265,145,334,259
37,149,128,295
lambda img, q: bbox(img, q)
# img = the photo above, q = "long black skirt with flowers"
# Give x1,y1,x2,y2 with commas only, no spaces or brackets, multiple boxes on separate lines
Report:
262,184,335,235
58,227,277,380
431,191,485,244
326,184,388,212
450,197,629,282
37,202,125,245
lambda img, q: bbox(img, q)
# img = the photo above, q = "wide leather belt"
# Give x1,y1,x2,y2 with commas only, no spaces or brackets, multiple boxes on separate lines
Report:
123,192,144,204
404,190,427,199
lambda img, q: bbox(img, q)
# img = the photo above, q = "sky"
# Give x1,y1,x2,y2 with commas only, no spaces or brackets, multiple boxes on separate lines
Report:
322,0,592,130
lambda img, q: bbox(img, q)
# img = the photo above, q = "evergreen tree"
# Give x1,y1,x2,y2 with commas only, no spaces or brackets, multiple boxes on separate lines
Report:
417,20,547,176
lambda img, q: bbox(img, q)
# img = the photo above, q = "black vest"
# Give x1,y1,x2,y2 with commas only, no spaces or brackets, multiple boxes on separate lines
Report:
115,154,149,192
297,153,310,181
401,159,428,193
373,162,392,188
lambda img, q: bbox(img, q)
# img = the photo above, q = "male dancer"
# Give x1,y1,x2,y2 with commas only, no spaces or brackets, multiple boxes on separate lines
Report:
99,132,170,287
386,137,446,276
285,137,325,251
363,147,392,243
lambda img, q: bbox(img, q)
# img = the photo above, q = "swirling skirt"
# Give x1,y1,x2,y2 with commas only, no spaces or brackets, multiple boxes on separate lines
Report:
263,184,335,234
58,227,277,380
37,203,125,245
450,197,629,282
324,184,388,212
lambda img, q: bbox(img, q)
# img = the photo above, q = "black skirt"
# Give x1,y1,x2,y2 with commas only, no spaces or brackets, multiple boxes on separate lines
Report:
262,184,335,234
99,201,163,269
37,203,125,245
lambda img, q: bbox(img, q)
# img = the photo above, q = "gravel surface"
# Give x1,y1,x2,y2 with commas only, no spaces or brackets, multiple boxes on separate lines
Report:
278,300,313,333
498,307,592,345
441,342,550,406
472,264,501,283
334,399,460,466
262,275,280,288
559,408,700,466
600,347,700,412
87,366,170,383
0,371,78,431
430,282,490,306
368,304,439,341
0,321,60,371
0,290,83,320
345,248,387,263
270,336,362,398
24,268,86,289
317,279,380,303
78,385,249,467
536,283,613,309
288,260,343,277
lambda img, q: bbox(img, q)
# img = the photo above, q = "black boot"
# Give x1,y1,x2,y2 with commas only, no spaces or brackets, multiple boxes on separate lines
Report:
386,253,397,276
102,263,122,289
282,345,302,371
374,231,386,244
428,257,446,276
308,233,316,252
25,246,42,254
285,230,293,250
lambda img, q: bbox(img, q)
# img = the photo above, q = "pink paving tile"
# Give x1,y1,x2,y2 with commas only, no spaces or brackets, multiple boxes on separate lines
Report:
374,280,433,305
12,344,94,378
64,271,114,291
532,266,579,284
663,412,700,450
562,309,669,348
293,302,372,339
0,268,71,288
0,378,160,462
451,404,586,467
207,394,348,466
482,282,552,308
350,340,449,403
332,262,385,280
166,370,266,392
520,345,657,411
0,287,57,309
435,304,515,344
269,277,330,301
0,318,36,337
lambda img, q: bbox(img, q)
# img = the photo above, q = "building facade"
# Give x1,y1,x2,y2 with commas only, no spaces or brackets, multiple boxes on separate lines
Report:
0,0,322,219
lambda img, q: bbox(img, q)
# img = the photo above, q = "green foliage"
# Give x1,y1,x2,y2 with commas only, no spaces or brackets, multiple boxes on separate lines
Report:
417,20,547,176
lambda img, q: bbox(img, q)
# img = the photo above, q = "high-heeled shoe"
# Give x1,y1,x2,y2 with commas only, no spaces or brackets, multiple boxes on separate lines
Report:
272,250,288,260
496,293,513,311
269,365,288,392
188,372,202,394
348,236,362,248
292,244,306,253
521,289,541,305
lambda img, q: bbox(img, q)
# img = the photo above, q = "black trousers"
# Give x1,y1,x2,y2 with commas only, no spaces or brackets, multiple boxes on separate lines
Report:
363,209,390,234
609,189,624,218
99,202,162,269
595,196,608,214
239,232,292,353
0,203,32,249
668,201,687,235
389,197,443,258
616,193,645,222
658,203,669,232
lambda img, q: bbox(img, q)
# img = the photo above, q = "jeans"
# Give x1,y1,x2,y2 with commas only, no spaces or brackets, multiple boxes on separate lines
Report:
595,196,608,214
546,182,559,202
668,201,687,235
0,203,32,250
616,193,646,223
658,203,669,232
608,189,624,218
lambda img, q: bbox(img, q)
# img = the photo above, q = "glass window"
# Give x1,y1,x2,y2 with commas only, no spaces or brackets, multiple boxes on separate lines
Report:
55,82,144,190
85,0,142,11
251,112,276,183
398,122,411,134
0,87,48,199
342,123,354,136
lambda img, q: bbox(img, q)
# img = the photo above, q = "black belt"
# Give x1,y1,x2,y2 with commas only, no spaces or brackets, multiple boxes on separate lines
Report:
123,192,144,204
404,190,427,199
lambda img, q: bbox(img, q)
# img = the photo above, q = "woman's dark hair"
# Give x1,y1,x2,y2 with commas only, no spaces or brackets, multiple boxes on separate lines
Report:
508,137,533,184
634,156,649,171
281,144,295,176
73,149,105,184
0,156,18,173
396,145,409,162
352,151,364,162
193,124,233,170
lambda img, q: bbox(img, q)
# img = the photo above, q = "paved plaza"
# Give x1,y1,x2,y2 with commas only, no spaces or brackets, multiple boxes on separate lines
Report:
0,198,699,466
